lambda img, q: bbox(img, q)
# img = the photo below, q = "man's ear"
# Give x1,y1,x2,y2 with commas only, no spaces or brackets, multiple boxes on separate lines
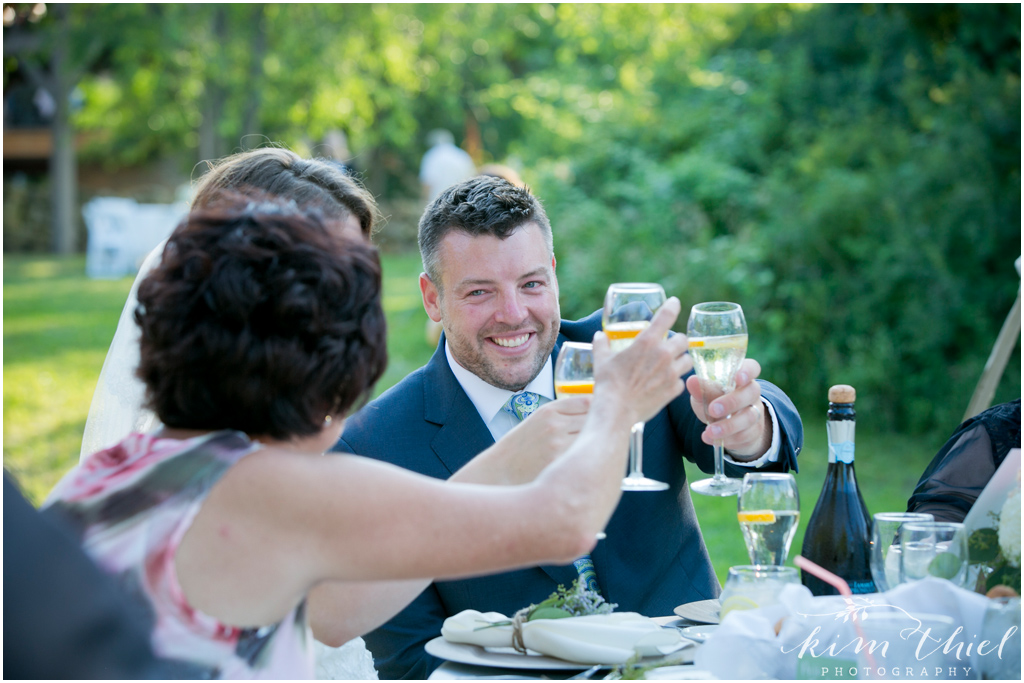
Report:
420,273,442,323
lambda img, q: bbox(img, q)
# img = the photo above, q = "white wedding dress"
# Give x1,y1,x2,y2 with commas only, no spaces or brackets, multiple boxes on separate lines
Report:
81,243,380,680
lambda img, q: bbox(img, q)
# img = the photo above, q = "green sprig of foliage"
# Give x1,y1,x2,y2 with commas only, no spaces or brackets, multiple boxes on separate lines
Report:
473,579,618,631
526,579,618,621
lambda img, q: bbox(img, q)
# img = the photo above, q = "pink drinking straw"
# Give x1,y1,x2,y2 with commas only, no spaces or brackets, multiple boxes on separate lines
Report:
794,555,877,671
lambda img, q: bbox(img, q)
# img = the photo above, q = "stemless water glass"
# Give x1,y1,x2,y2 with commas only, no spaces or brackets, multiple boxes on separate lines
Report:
737,473,800,566
687,302,748,497
869,512,934,592
553,342,606,540
602,283,670,492
899,521,969,587
979,597,1022,679
719,565,799,620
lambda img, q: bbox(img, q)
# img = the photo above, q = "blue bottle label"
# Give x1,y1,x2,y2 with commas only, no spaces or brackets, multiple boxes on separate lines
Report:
830,441,855,464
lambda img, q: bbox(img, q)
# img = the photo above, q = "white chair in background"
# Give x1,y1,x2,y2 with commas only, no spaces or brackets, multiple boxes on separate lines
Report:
83,197,186,279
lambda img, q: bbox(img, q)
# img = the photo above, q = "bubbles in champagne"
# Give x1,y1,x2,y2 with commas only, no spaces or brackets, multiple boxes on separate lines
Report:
737,510,800,565
688,334,748,387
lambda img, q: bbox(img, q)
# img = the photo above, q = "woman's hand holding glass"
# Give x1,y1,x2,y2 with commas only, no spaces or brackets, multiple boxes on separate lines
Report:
602,283,675,491
554,342,605,539
591,297,691,434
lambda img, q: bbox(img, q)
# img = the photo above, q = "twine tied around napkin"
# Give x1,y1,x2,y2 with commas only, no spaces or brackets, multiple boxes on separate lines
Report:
441,609,689,665
511,606,531,654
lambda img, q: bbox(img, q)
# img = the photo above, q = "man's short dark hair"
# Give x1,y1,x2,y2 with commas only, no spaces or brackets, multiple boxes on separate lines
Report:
418,175,552,289
135,196,387,440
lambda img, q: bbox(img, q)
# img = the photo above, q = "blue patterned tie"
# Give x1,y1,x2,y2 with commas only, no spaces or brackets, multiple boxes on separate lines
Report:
573,556,602,594
503,391,543,421
504,391,603,595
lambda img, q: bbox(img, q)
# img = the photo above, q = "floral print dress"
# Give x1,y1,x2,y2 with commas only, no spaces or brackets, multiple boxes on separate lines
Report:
44,430,314,679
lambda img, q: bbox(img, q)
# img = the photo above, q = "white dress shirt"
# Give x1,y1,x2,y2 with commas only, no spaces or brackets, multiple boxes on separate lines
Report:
444,341,781,466
445,343,555,441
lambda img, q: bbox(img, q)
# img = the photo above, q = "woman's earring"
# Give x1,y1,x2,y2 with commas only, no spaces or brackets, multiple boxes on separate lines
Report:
324,415,333,426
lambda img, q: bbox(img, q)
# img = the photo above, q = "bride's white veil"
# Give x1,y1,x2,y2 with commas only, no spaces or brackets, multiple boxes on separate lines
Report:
79,242,165,460
77,150,382,678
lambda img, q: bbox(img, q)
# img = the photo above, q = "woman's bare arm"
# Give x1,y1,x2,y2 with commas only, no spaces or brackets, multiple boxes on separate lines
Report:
177,299,689,629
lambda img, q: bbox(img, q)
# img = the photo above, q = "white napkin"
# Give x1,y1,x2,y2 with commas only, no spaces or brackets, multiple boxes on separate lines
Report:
695,578,1000,680
441,610,686,665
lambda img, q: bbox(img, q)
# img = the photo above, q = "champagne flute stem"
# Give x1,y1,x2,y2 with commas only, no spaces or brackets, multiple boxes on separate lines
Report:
705,381,733,482
628,421,644,477
712,441,728,482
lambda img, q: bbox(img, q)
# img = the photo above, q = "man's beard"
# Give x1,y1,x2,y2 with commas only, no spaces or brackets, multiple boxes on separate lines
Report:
445,320,559,391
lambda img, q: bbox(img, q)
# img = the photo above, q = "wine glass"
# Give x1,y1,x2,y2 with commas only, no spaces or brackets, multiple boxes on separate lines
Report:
737,473,800,565
869,512,934,592
602,283,670,492
554,342,595,400
899,521,969,587
687,302,748,496
553,342,606,540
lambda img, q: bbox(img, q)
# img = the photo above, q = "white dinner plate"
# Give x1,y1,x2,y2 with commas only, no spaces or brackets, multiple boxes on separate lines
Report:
679,625,718,643
424,636,601,670
673,599,721,625
425,636,696,671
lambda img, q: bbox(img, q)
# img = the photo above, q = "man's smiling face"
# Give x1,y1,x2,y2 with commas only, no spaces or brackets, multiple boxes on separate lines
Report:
420,221,560,391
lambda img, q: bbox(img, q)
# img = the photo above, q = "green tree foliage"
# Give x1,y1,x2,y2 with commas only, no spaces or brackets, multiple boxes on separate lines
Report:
534,4,1020,432
17,3,1019,434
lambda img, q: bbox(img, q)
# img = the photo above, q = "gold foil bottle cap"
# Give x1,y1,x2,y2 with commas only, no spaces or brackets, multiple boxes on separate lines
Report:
828,385,856,403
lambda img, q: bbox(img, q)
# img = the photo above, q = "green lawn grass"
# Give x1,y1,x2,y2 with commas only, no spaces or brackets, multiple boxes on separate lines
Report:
691,425,944,586
2,252,436,504
3,253,946,583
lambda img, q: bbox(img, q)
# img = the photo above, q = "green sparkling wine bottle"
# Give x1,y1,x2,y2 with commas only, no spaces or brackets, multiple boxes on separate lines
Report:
800,385,876,596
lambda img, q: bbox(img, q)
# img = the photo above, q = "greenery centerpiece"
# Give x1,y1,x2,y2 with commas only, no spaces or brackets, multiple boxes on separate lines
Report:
968,473,1022,595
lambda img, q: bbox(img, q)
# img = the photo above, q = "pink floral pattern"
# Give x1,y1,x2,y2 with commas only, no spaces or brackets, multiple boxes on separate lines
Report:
44,431,314,679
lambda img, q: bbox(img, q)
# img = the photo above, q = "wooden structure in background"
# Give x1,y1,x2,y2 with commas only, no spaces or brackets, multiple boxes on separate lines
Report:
963,258,1022,421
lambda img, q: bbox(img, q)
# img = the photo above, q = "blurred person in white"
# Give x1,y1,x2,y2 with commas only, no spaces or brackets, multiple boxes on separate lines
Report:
321,128,354,176
419,128,476,201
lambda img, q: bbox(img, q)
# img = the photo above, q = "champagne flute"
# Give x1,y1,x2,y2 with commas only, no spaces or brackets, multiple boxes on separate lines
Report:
554,342,606,540
602,283,670,492
737,473,800,565
687,301,747,497
554,342,595,400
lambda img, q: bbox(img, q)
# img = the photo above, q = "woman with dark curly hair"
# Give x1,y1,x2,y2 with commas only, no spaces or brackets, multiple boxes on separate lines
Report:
46,197,691,678
76,148,388,678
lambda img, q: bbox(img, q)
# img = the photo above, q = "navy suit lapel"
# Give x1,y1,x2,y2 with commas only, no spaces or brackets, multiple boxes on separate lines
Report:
425,330,591,589
421,340,495,475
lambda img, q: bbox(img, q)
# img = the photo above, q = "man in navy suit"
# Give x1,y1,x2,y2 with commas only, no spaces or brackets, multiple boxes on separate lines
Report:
334,176,803,679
